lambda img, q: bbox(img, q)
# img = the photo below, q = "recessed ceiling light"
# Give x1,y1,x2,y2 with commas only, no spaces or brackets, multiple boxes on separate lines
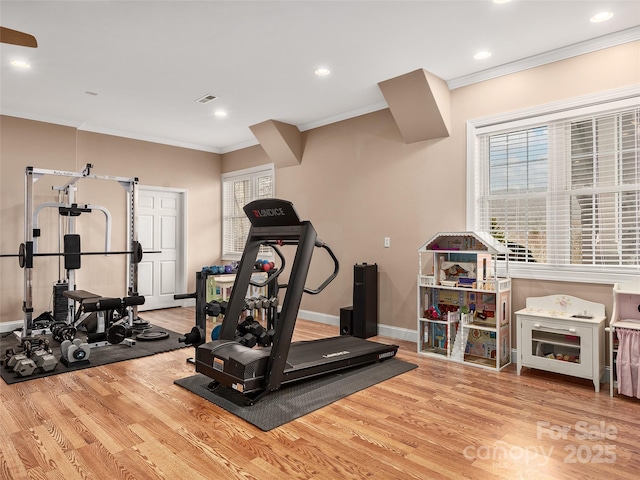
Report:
590,11,613,23
314,67,331,76
10,60,31,69
473,51,492,60
213,110,227,117
493,0,511,4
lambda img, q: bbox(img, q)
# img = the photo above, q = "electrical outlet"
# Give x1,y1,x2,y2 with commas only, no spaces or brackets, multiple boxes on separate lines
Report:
384,237,390,248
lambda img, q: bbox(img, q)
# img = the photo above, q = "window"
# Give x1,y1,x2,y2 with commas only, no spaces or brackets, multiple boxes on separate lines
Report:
222,164,274,260
468,87,640,283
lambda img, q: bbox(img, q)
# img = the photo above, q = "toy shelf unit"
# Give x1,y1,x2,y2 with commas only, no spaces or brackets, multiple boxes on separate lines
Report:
515,295,605,392
417,232,512,371
608,278,640,398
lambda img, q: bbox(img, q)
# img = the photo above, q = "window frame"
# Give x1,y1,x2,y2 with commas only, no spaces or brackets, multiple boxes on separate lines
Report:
221,163,275,261
466,85,640,284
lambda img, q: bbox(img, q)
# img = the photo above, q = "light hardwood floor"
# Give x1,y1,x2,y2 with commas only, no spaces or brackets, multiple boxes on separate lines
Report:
1,307,639,479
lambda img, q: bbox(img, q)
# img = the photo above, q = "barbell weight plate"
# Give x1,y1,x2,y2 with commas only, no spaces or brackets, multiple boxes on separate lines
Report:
135,331,169,341
18,242,25,268
132,241,143,264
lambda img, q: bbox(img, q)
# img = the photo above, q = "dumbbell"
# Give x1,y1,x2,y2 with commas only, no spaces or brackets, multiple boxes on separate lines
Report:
259,296,277,308
52,322,76,342
206,301,222,317
179,326,205,346
31,338,57,373
13,357,37,377
106,321,133,345
248,321,265,337
3,348,16,368
258,296,278,309
37,338,51,352
235,332,257,348
258,260,274,272
32,350,58,372
6,352,27,370
4,349,37,377
237,317,255,335
257,328,276,347
256,296,268,308
60,338,90,365
244,298,257,310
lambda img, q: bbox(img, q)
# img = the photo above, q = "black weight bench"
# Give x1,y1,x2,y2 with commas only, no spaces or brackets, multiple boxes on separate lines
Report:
63,290,145,344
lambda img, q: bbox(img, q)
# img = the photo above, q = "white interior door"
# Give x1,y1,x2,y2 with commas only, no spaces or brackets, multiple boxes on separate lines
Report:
136,187,186,310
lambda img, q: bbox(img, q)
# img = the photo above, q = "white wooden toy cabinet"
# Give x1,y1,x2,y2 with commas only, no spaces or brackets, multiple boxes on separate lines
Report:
515,295,605,392
417,232,512,371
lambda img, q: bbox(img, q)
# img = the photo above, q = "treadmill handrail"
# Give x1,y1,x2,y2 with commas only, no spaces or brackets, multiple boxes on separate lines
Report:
304,243,339,295
277,241,339,295
249,243,286,288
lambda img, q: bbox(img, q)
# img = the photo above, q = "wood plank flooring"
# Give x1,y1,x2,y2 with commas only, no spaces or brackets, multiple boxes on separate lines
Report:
1,307,639,479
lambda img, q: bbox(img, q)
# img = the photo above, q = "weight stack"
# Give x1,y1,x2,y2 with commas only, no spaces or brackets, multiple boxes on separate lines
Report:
352,263,378,338
53,281,69,322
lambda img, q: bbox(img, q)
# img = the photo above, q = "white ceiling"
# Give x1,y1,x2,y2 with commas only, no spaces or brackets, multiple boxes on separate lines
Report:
1,0,639,154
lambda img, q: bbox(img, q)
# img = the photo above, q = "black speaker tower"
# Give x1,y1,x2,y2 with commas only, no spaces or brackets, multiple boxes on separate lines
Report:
351,263,378,338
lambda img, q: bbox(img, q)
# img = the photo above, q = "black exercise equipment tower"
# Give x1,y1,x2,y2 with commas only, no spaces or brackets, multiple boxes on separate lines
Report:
195,198,398,405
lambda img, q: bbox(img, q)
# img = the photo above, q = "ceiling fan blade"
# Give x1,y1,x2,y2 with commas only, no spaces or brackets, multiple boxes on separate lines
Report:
0,26,38,48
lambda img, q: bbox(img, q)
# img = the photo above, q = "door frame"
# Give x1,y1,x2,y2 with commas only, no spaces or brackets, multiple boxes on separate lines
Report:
131,185,188,310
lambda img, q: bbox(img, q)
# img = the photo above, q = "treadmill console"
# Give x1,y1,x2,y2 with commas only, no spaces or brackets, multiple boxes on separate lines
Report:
244,198,301,227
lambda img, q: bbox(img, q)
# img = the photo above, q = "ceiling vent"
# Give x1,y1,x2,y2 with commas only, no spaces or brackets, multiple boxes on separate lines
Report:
195,93,217,104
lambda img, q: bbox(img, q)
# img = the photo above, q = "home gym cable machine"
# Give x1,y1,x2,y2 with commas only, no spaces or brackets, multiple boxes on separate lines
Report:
1,164,149,345
178,198,398,405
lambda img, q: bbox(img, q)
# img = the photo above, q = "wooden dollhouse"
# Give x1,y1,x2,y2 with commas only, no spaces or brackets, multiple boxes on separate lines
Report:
417,232,512,371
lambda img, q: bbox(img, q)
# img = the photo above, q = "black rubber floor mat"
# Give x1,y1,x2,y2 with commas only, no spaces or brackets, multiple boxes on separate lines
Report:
174,358,417,431
1,327,188,384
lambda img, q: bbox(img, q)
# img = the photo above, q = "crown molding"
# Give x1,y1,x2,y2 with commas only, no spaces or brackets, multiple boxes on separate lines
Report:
0,111,222,154
447,27,640,90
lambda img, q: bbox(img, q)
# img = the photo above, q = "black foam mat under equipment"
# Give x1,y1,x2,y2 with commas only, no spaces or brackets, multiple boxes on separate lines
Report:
174,357,417,431
1,327,187,384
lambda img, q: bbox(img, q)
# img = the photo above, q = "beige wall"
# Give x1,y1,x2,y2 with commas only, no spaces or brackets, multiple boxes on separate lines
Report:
2,41,638,335
223,41,640,333
0,117,221,323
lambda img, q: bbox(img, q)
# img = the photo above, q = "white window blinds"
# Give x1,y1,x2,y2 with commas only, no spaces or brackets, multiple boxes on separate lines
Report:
471,95,640,282
222,165,274,259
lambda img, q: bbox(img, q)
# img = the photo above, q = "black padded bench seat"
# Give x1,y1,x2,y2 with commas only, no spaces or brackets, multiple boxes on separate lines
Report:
63,290,101,302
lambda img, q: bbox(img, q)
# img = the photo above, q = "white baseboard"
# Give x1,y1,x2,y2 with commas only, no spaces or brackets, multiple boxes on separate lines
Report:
297,309,418,343
0,320,23,334
299,313,617,384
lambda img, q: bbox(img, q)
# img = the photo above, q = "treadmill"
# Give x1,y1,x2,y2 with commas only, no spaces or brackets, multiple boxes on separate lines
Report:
195,198,398,405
